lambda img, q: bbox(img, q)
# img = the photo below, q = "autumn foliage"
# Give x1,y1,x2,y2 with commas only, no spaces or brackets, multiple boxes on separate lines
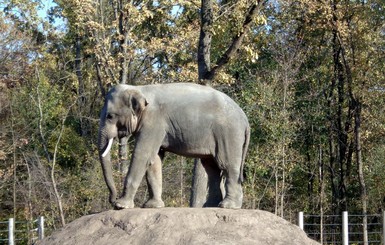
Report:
0,2,385,242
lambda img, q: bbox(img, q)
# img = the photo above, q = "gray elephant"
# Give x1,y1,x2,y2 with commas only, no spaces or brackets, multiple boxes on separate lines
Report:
98,83,250,209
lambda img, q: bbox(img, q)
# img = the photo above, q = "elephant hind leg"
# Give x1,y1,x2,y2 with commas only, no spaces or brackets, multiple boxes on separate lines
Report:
143,154,165,208
201,157,223,207
219,166,243,209
215,149,243,209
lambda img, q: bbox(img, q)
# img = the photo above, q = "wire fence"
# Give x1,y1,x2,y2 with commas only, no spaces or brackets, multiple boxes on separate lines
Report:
299,211,385,245
0,217,44,245
2,212,384,244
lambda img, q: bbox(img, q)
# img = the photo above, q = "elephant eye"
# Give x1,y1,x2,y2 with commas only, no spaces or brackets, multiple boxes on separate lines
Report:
106,113,115,120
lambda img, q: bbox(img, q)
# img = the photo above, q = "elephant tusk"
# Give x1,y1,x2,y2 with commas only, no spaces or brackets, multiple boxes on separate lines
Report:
102,138,114,158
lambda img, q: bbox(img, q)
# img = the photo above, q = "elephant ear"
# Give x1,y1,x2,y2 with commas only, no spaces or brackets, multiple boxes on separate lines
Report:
123,89,148,116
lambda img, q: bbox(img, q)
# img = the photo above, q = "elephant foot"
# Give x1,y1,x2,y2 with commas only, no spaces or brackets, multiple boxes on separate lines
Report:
143,198,165,208
219,198,242,209
114,198,134,209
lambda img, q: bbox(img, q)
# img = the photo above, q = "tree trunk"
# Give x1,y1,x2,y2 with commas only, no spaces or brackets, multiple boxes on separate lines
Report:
117,1,134,178
354,99,368,245
198,0,266,81
190,159,208,207
118,137,129,175
197,0,213,82
318,144,324,244
280,152,285,218
75,34,88,137
209,2,262,78
51,109,69,227
35,76,66,227
190,0,214,207
274,162,279,215
191,0,265,207
10,102,17,218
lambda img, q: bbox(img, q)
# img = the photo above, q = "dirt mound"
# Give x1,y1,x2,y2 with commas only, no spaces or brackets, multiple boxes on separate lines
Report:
39,208,319,245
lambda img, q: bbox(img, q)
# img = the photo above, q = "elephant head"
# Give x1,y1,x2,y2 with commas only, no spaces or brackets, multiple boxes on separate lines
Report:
98,87,148,204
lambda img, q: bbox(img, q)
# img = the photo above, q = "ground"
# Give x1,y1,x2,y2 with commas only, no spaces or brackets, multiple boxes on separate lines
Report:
38,208,320,245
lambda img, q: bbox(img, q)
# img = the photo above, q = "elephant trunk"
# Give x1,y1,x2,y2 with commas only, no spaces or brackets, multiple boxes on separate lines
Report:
98,128,117,204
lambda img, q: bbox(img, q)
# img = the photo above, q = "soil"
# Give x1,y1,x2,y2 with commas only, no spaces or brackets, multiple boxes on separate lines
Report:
38,208,320,245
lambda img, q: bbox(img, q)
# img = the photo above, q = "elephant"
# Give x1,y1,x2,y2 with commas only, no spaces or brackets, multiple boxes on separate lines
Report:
98,83,250,209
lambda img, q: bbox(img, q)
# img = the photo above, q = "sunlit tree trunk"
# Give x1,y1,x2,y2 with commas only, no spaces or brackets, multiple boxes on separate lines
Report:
118,137,129,175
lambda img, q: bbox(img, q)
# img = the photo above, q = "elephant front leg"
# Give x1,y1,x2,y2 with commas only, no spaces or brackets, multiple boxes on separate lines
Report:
114,152,151,209
143,154,165,208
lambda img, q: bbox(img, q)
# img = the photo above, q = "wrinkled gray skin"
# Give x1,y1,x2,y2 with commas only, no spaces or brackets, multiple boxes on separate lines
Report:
98,83,250,209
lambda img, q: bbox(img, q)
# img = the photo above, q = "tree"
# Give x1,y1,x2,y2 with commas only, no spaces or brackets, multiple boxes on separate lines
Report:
277,1,385,240
2,1,385,240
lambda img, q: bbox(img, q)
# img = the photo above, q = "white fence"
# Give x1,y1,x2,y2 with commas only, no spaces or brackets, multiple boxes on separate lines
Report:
299,211,385,245
0,217,44,245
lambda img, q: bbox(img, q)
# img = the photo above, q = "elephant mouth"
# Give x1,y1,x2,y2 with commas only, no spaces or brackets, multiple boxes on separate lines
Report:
118,129,128,138
101,129,130,158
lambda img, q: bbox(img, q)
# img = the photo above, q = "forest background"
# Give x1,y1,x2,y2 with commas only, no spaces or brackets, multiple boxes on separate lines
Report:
0,0,385,235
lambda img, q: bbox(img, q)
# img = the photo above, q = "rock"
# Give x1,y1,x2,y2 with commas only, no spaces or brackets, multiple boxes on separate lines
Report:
39,208,319,245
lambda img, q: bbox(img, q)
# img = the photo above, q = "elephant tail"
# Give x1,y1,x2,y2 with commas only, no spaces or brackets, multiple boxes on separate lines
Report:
239,125,250,183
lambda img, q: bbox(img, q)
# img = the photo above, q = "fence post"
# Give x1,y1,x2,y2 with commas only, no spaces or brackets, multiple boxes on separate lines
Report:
8,218,14,245
38,216,44,240
382,211,385,245
342,211,348,245
298,212,304,230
